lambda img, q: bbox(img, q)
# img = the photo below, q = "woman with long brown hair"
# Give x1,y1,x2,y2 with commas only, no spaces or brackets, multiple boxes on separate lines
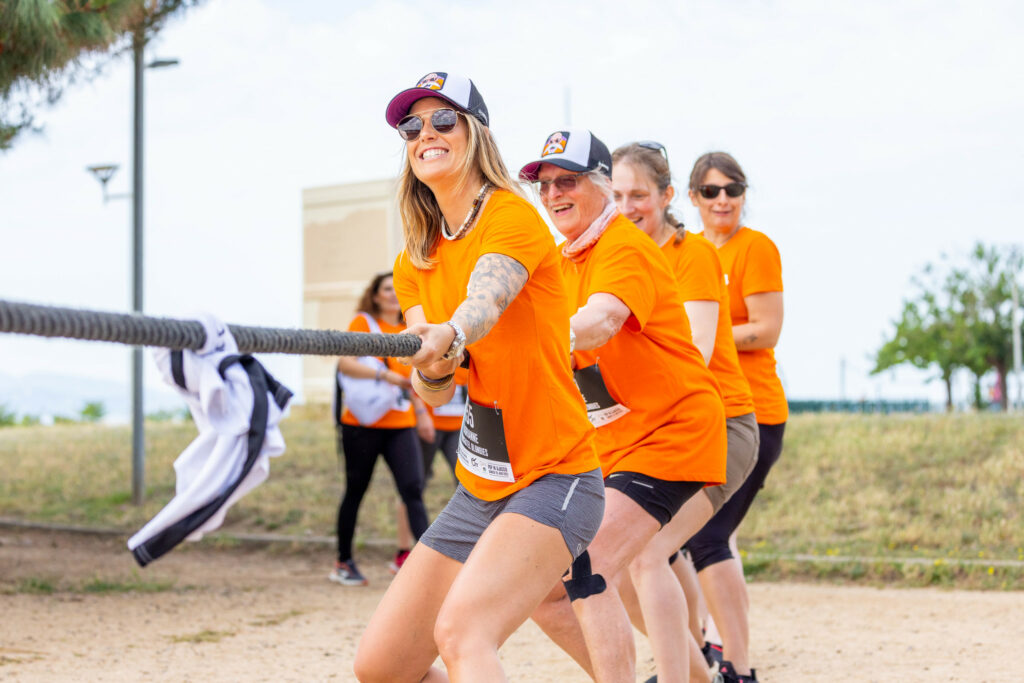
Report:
353,72,603,682
331,271,432,586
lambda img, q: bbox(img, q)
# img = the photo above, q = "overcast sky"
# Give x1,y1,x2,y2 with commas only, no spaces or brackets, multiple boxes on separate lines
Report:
2,0,1022,413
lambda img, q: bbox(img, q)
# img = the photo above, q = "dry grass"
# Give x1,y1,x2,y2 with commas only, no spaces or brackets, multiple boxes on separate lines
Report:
1,411,1021,589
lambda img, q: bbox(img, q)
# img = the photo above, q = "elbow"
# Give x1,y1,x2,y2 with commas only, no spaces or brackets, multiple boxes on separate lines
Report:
600,314,627,344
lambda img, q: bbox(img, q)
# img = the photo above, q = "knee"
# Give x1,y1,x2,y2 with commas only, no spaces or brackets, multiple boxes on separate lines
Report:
628,545,671,577
352,646,396,683
434,612,495,666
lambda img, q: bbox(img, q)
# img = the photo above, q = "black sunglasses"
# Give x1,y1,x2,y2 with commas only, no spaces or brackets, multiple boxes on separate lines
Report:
536,171,588,196
637,140,668,161
698,182,746,199
397,108,461,141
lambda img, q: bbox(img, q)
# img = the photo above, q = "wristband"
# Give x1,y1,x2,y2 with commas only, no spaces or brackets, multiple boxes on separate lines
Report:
376,367,386,381
416,369,455,391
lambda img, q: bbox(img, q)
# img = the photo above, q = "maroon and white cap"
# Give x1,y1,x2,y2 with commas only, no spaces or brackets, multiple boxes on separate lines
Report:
518,128,612,181
385,72,490,128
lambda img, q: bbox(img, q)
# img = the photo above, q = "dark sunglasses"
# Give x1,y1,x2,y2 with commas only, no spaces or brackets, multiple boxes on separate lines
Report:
536,171,588,196
637,140,668,161
397,108,461,141
698,182,746,199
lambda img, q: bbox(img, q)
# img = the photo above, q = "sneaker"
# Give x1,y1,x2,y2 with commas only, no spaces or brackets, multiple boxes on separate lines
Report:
328,559,368,586
388,549,411,575
719,661,757,683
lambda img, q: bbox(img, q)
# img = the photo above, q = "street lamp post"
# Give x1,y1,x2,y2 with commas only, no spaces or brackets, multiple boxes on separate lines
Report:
86,28,177,505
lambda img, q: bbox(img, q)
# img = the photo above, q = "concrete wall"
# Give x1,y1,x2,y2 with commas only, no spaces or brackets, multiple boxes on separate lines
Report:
302,178,402,404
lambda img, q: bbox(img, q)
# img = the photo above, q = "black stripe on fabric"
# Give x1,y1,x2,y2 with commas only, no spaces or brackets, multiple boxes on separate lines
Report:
133,355,286,567
170,350,187,390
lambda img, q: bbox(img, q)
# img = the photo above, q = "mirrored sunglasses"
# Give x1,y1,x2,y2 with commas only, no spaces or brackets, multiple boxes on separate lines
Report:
397,108,461,141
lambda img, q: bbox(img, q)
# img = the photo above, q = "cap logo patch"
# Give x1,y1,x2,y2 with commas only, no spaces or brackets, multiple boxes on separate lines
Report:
416,72,447,90
541,131,570,157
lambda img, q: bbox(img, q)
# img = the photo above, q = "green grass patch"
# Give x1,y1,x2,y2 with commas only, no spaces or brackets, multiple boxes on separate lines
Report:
250,609,304,627
168,629,233,644
1,412,1021,589
5,572,177,595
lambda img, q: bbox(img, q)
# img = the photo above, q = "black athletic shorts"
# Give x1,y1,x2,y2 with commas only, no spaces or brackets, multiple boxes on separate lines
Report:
605,471,704,527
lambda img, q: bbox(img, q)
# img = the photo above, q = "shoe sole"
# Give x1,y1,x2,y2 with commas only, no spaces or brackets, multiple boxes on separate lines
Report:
328,572,368,587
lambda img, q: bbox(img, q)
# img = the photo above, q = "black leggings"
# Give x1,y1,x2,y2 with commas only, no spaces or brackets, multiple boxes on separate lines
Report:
336,425,428,562
419,429,460,483
685,421,786,572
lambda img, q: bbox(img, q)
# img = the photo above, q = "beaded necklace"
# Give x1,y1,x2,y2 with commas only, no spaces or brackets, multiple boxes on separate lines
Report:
442,182,491,241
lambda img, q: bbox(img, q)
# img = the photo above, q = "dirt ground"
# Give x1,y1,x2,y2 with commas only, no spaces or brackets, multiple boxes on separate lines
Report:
1,529,1021,682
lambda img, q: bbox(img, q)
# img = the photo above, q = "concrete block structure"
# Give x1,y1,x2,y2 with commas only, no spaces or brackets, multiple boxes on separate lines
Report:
302,178,402,404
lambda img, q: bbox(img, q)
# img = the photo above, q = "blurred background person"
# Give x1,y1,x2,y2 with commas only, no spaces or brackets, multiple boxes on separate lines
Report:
331,271,431,586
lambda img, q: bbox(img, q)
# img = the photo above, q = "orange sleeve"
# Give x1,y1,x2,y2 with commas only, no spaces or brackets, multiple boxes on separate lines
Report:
393,251,421,314
589,240,657,331
346,314,370,334
478,200,552,277
741,234,783,297
677,239,722,302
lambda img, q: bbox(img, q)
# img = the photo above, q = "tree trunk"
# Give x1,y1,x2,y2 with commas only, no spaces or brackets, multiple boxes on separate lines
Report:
996,364,1009,411
944,374,953,412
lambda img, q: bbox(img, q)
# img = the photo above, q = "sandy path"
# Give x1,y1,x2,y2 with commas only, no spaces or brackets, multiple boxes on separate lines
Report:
1,529,1021,681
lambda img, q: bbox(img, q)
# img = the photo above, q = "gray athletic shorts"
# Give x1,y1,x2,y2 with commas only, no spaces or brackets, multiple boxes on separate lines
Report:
419,468,605,563
703,412,760,513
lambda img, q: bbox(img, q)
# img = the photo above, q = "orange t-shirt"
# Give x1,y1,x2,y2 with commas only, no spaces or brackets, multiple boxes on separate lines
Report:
709,226,787,425
340,315,416,429
426,367,469,432
393,189,598,501
662,233,755,419
562,214,725,485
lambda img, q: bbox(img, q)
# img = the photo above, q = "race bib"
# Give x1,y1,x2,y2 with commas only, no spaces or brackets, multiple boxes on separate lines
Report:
457,398,514,482
573,363,630,427
433,384,467,418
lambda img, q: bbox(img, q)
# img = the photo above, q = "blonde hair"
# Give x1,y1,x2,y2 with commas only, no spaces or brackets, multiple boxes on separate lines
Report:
397,113,523,269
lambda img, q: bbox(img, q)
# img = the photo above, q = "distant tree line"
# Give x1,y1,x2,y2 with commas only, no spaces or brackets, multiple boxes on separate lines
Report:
1,0,201,150
873,242,1023,411
0,401,189,426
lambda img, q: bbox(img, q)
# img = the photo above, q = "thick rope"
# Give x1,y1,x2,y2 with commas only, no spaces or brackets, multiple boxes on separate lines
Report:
0,299,422,357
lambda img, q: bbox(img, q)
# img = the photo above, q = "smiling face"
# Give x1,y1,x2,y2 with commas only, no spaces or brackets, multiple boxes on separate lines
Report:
612,161,674,240
537,163,608,242
690,167,745,235
405,97,469,190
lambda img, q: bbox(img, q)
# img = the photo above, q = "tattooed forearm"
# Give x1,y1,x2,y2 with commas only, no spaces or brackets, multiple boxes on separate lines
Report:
451,253,528,345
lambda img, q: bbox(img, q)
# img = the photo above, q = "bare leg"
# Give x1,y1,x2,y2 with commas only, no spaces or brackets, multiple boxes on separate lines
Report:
697,554,751,675
618,572,711,683
530,582,595,677
572,489,660,682
672,552,706,644
628,491,712,683
354,543,460,682
435,512,573,682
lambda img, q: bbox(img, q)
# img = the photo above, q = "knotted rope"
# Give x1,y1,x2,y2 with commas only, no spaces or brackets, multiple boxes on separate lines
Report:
0,299,422,357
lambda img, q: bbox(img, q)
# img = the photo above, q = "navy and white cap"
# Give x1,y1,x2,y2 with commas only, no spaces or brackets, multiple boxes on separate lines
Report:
386,71,490,128
519,128,612,181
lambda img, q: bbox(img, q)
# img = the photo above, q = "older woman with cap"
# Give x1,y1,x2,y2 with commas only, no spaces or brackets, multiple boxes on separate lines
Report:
522,129,726,683
352,73,603,683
